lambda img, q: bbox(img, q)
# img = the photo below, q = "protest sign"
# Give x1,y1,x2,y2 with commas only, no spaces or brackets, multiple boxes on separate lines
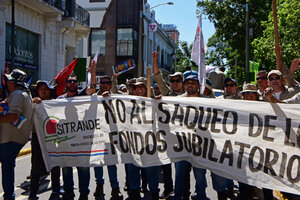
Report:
112,59,136,75
34,95,300,194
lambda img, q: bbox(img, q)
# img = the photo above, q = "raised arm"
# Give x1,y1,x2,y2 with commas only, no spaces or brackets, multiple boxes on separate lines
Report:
152,52,170,96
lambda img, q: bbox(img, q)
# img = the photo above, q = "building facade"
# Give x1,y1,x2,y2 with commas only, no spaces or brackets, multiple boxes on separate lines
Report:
77,0,176,82
142,2,177,78
162,24,180,43
0,0,90,83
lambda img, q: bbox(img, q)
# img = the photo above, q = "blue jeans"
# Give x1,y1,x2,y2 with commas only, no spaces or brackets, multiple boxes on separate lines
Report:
193,167,207,199
210,172,228,192
175,161,229,200
126,163,159,193
174,161,192,200
94,165,119,189
0,142,24,200
62,167,90,195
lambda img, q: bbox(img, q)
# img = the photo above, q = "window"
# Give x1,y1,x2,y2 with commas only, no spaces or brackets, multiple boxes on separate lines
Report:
117,28,134,56
91,29,106,55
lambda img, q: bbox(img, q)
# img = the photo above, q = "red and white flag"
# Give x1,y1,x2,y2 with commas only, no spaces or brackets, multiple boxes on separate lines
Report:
191,15,206,93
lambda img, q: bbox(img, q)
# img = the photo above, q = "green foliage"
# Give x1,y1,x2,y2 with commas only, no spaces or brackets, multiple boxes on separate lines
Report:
252,0,300,77
197,0,272,85
175,41,198,72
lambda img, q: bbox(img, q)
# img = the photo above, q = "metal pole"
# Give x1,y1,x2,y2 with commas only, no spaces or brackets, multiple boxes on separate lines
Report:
245,3,249,81
138,0,144,77
235,49,238,81
174,34,177,72
11,0,15,71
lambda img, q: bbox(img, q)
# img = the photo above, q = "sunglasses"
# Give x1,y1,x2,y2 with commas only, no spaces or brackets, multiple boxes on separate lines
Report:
256,76,267,81
100,81,112,85
170,79,182,83
269,76,281,82
225,83,235,87
243,92,257,95
67,80,78,83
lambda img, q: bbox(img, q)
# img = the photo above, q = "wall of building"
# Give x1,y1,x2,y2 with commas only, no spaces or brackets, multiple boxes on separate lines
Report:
0,0,89,83
143,7,176,76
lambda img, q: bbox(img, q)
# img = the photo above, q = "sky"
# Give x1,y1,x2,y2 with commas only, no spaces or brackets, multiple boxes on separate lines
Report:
147,0,216,45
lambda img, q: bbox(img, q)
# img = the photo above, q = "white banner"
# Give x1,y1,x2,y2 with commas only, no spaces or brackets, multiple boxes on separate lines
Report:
34,95,300,194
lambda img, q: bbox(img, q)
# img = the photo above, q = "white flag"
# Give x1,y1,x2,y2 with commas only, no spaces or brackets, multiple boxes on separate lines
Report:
191,15,206,93
87,51,99,87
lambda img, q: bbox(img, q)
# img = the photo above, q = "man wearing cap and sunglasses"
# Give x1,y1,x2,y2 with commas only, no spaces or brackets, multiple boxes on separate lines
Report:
0,69,33,200
171,75,232,200
152,51,185,199
57,73,96,200
219,77,241,100
152,52,184,97
93,75,123,200
263,70,300,102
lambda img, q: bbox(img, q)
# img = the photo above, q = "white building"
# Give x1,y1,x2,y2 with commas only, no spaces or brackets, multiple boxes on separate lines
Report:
0,0,90,82
143,2,176,77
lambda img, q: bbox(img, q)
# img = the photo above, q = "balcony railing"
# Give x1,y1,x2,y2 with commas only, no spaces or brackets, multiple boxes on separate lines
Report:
42,0,90,27
64,0,90,27
41,0,63,10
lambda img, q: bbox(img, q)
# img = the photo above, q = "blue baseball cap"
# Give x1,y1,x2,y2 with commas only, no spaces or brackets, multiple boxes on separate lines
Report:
183,75,199,84
183,70,198,79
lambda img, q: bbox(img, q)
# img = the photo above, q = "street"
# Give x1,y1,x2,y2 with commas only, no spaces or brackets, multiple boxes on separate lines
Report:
0,142,218,200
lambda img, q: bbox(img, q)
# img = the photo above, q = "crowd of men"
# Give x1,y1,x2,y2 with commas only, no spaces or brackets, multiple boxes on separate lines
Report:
0,53,299,200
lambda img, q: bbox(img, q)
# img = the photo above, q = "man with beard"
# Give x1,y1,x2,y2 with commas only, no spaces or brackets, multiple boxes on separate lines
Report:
57,73,96,200
175,75,231,200
256,70,268,100
93,75,123,200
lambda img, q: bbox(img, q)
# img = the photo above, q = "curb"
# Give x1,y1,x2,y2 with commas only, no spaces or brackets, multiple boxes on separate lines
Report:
18,148,31,157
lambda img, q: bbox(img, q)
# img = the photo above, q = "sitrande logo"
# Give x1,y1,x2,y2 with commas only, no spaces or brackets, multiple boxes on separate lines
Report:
43,116,75,143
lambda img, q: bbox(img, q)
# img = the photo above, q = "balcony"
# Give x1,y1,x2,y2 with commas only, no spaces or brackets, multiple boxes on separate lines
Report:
35,0,90,28
63,0,90,27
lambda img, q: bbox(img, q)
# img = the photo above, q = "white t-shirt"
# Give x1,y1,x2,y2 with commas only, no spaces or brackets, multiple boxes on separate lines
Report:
274,92,282,100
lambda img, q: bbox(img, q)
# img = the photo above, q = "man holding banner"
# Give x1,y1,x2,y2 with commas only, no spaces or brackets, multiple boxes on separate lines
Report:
175,75,231,200
93,75,123,200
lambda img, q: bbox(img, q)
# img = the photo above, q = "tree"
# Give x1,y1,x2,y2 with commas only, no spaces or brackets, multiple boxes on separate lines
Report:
175,41,197,72
252,0,300,78
197,0,272,85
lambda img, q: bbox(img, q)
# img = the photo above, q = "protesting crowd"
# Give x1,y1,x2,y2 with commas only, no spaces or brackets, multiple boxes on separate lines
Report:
0,52,300,200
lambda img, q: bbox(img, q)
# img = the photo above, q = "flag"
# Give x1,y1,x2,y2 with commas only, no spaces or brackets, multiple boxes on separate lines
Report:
191,15,206,93
1,61,9,89
250,61,260,85
4,61,9,74
52,58,78,96
87,52,98,87
26,75,32,88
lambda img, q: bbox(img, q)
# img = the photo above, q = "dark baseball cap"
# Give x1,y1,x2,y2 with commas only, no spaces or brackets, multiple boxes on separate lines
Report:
224,77,237,85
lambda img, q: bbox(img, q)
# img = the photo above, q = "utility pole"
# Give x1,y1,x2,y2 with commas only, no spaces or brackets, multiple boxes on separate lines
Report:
11,0,15,71
245,2,249,82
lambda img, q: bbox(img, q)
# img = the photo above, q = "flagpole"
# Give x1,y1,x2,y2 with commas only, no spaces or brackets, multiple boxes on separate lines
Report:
272,0,283,71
